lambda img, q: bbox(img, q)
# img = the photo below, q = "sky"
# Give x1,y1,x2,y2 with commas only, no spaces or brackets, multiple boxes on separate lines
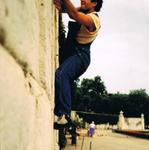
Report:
63,0,149,94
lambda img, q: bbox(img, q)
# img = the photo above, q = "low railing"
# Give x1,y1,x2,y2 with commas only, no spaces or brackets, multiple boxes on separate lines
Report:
113,129,149,139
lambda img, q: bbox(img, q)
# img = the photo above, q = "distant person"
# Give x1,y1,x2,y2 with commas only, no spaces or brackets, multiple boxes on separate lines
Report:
54,0,103,132
89,121,96,137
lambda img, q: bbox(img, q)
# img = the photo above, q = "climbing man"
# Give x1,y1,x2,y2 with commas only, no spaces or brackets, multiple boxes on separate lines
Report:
54,0,103,129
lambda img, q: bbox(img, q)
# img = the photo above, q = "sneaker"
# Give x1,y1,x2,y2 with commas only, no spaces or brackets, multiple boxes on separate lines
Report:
54,115,69,130
57,115,68,125
54,115,77,135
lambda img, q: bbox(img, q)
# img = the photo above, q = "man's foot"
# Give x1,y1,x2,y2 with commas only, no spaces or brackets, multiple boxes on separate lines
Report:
54,115,76,133
57,115,68,125
54,115,70,130
54,115,77,135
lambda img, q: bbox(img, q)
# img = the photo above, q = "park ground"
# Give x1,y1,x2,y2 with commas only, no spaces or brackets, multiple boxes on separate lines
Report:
65,129,149,150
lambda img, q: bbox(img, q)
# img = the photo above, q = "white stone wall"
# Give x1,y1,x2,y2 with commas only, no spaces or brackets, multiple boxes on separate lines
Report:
0,0,59,149
117,111,145,131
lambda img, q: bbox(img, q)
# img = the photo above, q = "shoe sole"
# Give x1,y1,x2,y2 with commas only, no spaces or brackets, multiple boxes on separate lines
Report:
54,122,78,135
54,122,68,130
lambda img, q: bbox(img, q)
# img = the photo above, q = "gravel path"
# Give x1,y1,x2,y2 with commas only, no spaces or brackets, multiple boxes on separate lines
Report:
65,130,149,150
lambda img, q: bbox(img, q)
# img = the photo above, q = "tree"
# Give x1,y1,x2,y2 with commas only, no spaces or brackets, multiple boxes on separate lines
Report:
126,89,149,116
72,75,107,111
80,76,107,96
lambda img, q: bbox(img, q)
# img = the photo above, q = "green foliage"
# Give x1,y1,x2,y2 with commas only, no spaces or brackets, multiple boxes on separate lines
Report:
72,76,149,124
80,76,107,96
72,75,107,111
73,118,85,128
126,89,149,117
129,89,148,96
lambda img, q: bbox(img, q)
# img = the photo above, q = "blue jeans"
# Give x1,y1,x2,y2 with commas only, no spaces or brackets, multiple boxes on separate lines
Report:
54,44,90,116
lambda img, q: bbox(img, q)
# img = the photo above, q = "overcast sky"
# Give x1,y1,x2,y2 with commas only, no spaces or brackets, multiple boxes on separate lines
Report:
63,0,149,94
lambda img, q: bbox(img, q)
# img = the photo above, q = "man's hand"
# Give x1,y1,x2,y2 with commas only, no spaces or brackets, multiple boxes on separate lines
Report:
54,0,62,11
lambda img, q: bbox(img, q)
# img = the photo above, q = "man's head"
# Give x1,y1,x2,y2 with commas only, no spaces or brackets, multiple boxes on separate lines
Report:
91,0,103,12
80,0,103,12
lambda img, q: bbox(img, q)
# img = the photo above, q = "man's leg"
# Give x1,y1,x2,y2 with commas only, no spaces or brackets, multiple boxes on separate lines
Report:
54,54,86,118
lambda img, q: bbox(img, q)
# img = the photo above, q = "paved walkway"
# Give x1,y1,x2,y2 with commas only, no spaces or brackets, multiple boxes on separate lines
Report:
65,130,149,150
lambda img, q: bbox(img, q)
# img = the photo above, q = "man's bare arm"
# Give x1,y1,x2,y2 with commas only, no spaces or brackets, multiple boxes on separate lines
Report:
63,0,94,28
54,0,95,29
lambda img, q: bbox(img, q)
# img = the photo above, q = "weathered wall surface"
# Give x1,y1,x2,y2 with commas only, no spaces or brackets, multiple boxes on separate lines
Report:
0,0,59,149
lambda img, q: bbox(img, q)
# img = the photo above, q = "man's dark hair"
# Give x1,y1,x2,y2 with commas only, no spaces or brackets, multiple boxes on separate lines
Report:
91,0,103,12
